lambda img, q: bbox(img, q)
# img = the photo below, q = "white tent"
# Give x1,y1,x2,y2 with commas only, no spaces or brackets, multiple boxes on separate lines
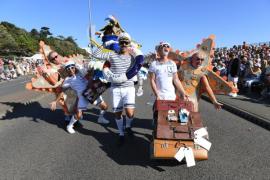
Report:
30,53,43,62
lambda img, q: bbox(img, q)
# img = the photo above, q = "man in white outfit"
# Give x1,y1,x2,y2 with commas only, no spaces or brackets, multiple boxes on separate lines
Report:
149,42,188,101
91,33,143,146
51,61,109,134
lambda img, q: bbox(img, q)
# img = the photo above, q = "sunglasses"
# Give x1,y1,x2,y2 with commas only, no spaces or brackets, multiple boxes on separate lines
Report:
196,58,204,61
161,44,170,48
119,41,130,46
51,55,58,61
65,66,75,71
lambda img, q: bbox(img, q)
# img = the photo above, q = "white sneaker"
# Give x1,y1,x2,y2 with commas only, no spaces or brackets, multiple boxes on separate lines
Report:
67,125,75,134
228,92,237,97
97,116,110,124
136,89,143,96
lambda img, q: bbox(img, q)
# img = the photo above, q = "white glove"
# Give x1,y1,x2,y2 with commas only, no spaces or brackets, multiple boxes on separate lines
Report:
104,40,118,47
103,68,128,83
93,61,104,71
88,61,95,70
88,61,104,71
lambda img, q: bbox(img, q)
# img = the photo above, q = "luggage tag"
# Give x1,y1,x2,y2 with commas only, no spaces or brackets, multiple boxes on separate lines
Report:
167,110,178,121
194,127,208,138
179,108,189,124
194,136,212,151
184,147,196,167
174,147,185,162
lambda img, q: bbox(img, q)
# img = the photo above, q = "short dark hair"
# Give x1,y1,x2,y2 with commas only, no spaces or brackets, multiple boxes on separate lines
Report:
48,51,56,62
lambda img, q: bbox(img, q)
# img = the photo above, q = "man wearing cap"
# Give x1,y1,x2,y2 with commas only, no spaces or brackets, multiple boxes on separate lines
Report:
50,60,109,134
90,33,144,146
47,51,110,125
149,42,188,101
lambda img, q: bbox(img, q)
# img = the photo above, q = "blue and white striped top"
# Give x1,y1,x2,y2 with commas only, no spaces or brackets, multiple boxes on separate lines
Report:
92,49,135,87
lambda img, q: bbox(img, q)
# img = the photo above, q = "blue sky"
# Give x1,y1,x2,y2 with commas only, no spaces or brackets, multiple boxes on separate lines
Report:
1,0,270,53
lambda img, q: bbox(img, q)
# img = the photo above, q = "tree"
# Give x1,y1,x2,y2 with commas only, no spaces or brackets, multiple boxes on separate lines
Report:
57,35,65,40
65,36,77,45
0,25,19,55
0,21,88,57
30,28,40,39
40,26,52,40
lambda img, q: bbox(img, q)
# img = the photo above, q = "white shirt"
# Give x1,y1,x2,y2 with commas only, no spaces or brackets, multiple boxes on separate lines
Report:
149,60,177,100
62,73,88,97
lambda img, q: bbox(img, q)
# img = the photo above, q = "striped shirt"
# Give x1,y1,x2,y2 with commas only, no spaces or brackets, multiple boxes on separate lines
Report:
92,49,134,87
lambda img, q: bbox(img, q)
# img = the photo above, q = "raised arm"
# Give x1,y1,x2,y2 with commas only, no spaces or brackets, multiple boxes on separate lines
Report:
90,48,112,61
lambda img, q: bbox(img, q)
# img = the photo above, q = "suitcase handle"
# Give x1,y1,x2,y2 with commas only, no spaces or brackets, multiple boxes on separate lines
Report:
174,141,187,148
170,126,195,139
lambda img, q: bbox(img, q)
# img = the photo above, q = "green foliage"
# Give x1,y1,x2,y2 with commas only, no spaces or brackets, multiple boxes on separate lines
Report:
0,25,18,52
0,21,89,57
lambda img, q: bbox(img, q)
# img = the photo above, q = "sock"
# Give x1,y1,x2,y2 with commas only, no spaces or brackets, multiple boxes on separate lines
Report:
126,116,133,128
115,118,124,136
99,110,105,116
138,78,143,87
68,116,78,127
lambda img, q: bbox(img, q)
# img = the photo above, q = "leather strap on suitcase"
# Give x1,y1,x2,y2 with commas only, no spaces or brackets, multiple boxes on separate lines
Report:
155,99,194,112
151,139,208,160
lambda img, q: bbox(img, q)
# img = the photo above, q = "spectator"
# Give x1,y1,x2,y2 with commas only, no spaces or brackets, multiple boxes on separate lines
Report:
260,67,270,99
227,54,241,97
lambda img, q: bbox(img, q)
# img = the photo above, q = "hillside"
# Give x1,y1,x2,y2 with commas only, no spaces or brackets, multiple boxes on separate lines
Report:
0,21,88,57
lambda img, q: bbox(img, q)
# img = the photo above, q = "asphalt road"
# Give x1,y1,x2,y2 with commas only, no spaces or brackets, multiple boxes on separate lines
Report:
0,77,269,180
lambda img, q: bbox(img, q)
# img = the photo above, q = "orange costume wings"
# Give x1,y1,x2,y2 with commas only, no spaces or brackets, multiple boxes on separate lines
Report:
168,35,237,97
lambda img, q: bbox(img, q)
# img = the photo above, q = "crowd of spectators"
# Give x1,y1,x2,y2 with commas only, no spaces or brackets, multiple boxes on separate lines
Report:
0,57,35,82
212,41,270,99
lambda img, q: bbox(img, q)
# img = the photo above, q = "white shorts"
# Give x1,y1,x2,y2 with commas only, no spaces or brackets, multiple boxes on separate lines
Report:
78,95,103,110
77,95,89,110
228,74,238,84
110,86,135,112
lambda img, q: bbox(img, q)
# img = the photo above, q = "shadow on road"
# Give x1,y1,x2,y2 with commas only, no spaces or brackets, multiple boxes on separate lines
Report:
236,92,270,106
79,108,183,171
0,101,66,130
0,102,183,171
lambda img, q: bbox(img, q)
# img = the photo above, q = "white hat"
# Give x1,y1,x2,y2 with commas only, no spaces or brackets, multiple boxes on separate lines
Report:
155,42,171,51
64,61,75,69
105,15,117,24
118,32,131,41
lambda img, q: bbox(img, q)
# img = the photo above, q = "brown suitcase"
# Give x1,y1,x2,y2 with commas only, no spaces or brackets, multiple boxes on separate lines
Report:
156,111,203,140
151,139,208,160
152,100,208,160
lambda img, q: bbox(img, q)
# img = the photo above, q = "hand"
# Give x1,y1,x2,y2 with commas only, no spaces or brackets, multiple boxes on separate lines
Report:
213,101,223,110
156,95,161,100
50,101,57,111
183,93,190,101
